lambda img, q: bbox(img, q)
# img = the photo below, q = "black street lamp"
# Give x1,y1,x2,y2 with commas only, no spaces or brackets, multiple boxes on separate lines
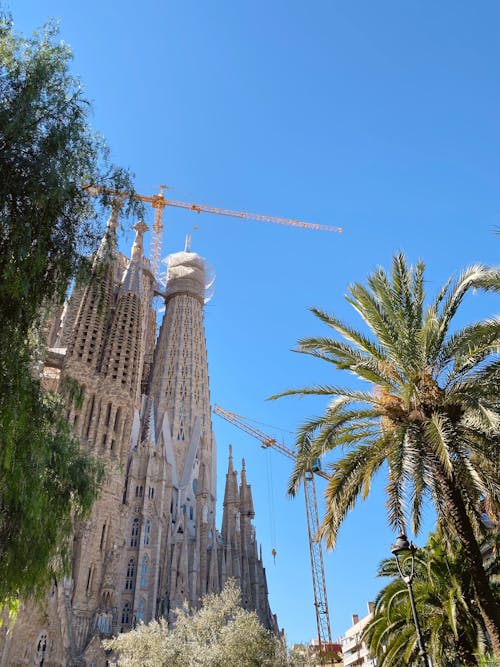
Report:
391,534,430,667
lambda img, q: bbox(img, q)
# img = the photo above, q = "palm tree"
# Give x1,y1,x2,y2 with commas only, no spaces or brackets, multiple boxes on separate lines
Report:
364,530,497,665
270,255,500,658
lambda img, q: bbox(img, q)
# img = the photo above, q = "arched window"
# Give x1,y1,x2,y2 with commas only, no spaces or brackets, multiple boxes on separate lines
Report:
99,522,107,550
84,394,96,439
113,407,121,433
105,402,112,427
143,519,151,546
121,602,131,626
140,555,148,588
125,559,135,590
136,597,145,623
86,565,94,594
130,518,139,547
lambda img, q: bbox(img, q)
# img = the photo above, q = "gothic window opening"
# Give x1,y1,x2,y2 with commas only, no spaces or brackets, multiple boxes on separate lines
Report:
86,565,94,594
121,602,131,626
143,519,151,546
105,402,112,427
130,518,139,547
35,631,48,666
113,408,121,432
136,597,145,623
84,394,96,439
125,558,135,590
140,555,148,588
93,403,102,436
99,523,107,550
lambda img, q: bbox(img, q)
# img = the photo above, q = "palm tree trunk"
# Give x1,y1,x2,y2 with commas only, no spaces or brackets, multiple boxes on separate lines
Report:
435,468,500,660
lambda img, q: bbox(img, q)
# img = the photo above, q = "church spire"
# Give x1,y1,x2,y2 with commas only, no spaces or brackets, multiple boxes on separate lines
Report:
121,220,148,295
65,206,119,373
223,446,239,508
221,445,240,550
100,220,147,400
239,457,255,520
94,204,120,266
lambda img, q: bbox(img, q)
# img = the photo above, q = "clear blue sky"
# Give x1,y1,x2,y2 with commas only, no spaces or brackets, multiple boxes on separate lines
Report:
12,0,500,646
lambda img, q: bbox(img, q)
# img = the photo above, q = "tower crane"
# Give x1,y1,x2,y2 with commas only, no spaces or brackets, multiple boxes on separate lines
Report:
87,185,343,279
212,404,333,651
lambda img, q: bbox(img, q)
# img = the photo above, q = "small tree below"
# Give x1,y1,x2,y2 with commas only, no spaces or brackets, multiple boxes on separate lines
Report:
105,580,288,667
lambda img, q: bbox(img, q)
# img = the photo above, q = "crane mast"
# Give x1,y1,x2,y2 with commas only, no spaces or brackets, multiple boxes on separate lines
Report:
212,404,332,650
303,471,332,649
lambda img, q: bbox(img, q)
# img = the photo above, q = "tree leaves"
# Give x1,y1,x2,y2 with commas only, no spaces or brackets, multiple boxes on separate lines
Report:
0,13,140,605
364,531,497,665
104,581,288,667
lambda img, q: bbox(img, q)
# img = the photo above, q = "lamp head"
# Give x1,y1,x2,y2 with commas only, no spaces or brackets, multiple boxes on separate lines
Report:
391,533,412,556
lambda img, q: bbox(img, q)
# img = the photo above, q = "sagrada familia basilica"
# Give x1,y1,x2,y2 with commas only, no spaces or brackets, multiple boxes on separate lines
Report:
0,209,277,666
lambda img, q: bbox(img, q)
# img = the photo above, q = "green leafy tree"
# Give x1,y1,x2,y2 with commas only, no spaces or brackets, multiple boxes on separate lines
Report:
0,12,142,606
364,530,498,665
104,580,289,667
271,254,500,658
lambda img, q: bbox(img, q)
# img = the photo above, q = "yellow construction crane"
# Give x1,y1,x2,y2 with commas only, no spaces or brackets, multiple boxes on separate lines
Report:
212,404,333,652
88,185,343,279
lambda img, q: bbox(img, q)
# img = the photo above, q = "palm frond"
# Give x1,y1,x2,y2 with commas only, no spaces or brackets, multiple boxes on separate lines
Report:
367,266,407,336
385,430,408,533
403,426,427,536
442,318,500,362
309,307,387,360
424,413,454,477
418,303,440,367
268,385,377,403
319,438,390,549
412,259,426,328
450,358,500,397
287,408,382,495
345,282,402,358
465,266,500,293
435,265,498,355
390,253,423,342
295,336,403,387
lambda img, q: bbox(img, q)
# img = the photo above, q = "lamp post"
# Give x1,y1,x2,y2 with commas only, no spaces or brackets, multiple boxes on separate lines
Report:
391,534,430,667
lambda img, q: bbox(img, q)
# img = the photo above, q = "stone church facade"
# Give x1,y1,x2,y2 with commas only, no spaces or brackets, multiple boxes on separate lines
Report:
0,210,277,666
